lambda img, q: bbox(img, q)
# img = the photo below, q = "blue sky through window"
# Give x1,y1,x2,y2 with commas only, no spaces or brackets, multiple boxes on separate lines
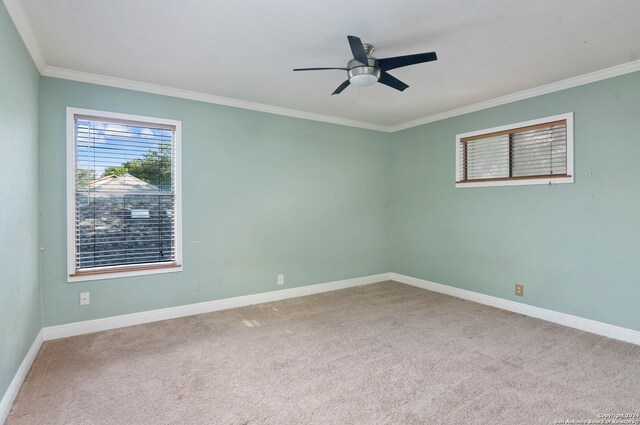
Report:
76,119,173,184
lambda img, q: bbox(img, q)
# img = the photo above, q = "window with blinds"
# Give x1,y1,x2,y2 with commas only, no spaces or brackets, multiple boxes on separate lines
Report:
67,109,182,281
455,113,574,188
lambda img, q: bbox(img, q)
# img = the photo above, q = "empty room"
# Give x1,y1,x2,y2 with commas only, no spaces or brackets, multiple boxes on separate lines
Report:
2,0,640,424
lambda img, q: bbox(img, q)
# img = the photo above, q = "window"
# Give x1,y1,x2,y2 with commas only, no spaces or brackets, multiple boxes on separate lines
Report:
67,108,182,282
455,113,574,188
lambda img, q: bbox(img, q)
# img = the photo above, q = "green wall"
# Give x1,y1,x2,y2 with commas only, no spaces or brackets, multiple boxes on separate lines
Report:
0,3,41,403
39,77,390,326
36,70,640,331
389,71,640,331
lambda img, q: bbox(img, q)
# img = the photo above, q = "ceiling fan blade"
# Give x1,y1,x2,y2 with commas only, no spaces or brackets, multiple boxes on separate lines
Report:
378,71,409,92
293,67,348,71
332,80,351,95
347,35,369,64
377,52,437,71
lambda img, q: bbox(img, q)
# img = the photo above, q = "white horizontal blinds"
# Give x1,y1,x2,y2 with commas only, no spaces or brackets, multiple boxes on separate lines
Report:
464,134,510,181
512,123,567,177
458,120,568,182
74,115,176,271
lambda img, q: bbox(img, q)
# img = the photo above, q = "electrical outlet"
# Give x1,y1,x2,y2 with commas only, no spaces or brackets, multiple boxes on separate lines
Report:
515,284,524,297
80,292,90,306
277,274,284,286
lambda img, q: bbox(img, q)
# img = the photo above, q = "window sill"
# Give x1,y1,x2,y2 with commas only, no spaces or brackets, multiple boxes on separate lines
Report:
68,263,182,283
456,175,574,188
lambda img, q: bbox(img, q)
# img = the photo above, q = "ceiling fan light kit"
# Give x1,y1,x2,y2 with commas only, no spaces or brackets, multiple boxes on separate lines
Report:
348,67,380,87
294,35,437,95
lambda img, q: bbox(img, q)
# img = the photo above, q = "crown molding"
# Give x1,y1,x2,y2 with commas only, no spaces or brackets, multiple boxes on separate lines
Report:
387,59,640,133
42,66,390,132
6,0,640,133
39,60,640,134
3,0,46,73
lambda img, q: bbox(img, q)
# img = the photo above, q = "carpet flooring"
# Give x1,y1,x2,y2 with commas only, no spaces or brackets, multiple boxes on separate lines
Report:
6,281,640,424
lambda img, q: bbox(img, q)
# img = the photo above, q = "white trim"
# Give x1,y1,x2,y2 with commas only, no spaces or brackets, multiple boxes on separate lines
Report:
455,112,574,188
67,264,183,283
44,67,389,132
455,112,573,142
66,107,183,283
387,59,640,132
2,0,47,73
41,271,640,344
174,119,183,272
0,330,43,425
390,273,640,346
456,176,574,189
43,273,390,340
43,61,640,133
65,109,75,281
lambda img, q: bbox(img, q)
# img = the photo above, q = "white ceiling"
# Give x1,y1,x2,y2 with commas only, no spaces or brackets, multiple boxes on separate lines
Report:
14,0,640,127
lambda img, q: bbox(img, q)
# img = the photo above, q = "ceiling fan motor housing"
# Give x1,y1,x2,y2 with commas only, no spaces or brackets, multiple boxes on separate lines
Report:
347,48,380,87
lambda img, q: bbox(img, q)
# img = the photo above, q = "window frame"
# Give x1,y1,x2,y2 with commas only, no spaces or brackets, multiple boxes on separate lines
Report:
66,107,183,282
455,112,574,188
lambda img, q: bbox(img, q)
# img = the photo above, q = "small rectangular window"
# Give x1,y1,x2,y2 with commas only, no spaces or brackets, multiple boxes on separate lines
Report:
456,113,574,188
67,108,182,282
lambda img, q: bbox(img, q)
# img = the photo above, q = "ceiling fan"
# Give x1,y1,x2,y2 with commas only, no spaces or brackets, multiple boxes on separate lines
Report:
293,35,437,95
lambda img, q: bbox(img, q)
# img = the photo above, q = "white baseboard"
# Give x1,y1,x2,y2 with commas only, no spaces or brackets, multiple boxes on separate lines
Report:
5,271,638,424
43,273,390,341
390,273,640,346
2,273,389,423
34,270,640,343
0,329,43,425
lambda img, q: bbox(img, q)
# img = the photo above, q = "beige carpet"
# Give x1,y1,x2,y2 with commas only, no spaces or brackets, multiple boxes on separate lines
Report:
7,281,640,425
